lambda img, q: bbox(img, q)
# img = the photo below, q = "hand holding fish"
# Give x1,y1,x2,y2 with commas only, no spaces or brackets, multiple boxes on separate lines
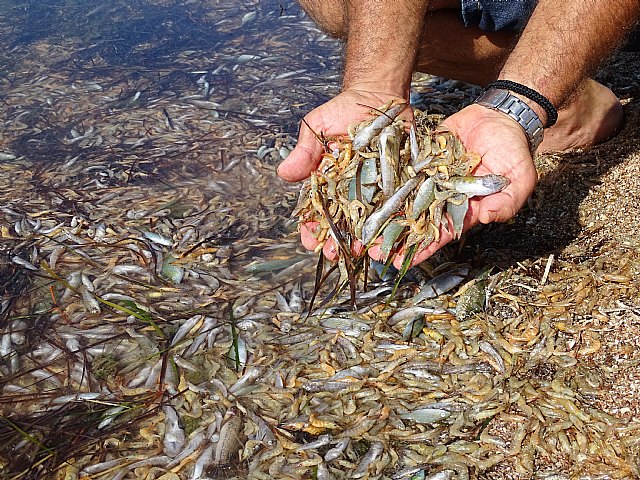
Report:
283,96,536,267
277,88,409,182
390,103,538,267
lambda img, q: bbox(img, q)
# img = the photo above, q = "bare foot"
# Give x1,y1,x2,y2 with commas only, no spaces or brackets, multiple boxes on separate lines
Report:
538,79,623,153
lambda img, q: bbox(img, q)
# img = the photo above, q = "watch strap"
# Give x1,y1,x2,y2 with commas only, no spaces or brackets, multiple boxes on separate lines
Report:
474,88,544,152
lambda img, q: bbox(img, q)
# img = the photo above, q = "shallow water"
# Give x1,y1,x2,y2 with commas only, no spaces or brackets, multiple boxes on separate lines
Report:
2,2,640,480
0,1,346,476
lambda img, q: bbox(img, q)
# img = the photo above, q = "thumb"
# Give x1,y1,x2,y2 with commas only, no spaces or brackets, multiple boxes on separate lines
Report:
277,121,326,182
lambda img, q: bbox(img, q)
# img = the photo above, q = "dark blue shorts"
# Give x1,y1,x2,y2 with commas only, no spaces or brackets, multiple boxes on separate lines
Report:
461,0,537,32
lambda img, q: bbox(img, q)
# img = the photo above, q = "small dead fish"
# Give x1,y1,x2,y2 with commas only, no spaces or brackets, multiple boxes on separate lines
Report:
163,405,186,457
380,220,405,260
402,316,425,341
446,195,469,239
289,282,304,313
80,286,101,314
388,306,443,326
352,103,407,151
245,255,309,274
296,434,332,452
229,366,263,394
171,315,203,347
161,255,184,284
378,124,401,198
478,340,506,373
11,256,38,271
143,230,173,247
409,177,435,220
241,11,257,26
438,174,509,197
302,379,363,393
455,268,491,319
166,429,206,469
214,408,243,465
320,316,371,337
227,336,248,367
410,266,469,304
191,444,215,480
409,124,420,162
317,462,335,480
353,441,384,478
400,407,451,424
361,174,422,245
324,437,350,462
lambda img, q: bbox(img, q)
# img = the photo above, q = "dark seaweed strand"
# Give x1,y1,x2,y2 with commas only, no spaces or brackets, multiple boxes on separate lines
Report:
306,253,325,319
319,196,358,308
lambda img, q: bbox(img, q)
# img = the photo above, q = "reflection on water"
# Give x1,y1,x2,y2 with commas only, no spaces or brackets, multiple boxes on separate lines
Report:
1,0,342,160
0,0,343,283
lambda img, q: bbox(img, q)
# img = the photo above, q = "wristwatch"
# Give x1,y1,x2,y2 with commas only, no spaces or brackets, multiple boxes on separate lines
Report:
474,88,544,152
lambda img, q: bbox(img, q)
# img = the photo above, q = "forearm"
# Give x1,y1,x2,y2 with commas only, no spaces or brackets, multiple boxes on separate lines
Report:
500,0,640,121
343,0,430,98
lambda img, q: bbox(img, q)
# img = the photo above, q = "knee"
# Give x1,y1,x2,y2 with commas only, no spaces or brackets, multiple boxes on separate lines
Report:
298,0,346,38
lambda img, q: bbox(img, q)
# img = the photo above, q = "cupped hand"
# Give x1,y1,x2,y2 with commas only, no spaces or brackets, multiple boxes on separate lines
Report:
388,103,539,268
282,95,537,269
278,87,408,260
277,88,409,182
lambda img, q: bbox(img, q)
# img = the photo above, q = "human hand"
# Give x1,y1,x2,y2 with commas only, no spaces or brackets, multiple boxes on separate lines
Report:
277,88,408,182
386,103,538,268
282,96,537,268
278,88,409,259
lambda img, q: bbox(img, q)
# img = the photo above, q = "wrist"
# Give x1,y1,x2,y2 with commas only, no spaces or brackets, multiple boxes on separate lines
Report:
510,92,548,127
342,74,411,101
474,88,544,151
490,79,558,128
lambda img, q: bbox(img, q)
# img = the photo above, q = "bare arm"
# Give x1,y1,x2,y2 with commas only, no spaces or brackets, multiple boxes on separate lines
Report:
500,0,640,122
404,0,640,267
342,0,430,97
278,0,430,182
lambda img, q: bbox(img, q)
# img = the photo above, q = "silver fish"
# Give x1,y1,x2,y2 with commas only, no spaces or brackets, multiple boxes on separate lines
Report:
438,174,510,197
361,174,422,245
352,103,407,151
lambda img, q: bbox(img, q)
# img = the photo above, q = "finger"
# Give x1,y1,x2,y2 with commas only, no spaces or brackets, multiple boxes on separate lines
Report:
301,224,338,261
469,192,519,225
300,222,321,252
391,226,455,270
322,238,338,261
351,239,364,257
364,238,384,262
277,120,326,182
325,238,363,261
405,240,442,268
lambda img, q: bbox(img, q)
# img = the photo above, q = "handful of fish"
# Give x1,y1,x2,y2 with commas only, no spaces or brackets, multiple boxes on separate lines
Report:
292,102,509,261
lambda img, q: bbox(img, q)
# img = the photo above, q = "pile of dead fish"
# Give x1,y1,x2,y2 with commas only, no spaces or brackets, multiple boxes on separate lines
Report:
3,207,640,479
